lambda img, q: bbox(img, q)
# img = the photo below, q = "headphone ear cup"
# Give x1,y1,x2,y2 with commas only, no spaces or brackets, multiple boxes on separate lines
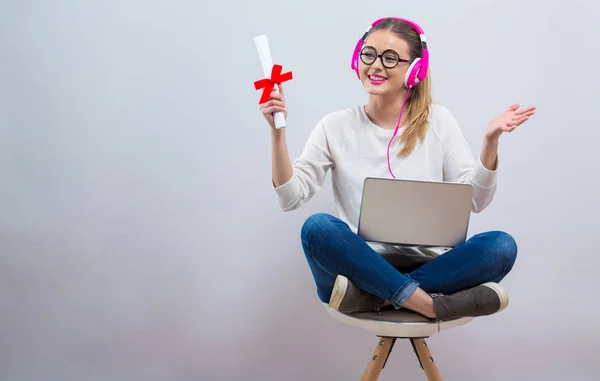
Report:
404,58,422,88
352,56,360,78
351,40,364,79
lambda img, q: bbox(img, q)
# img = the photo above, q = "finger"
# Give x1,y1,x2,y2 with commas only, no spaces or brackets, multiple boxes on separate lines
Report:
507,103,520,111
512,115,531,126
260,99,285,108
507,115,531,127
277,83,285,98
515,106,536,115
513,112,534,121
267,91,284,102
261,88,284,101
262,105,287,115
260,99,286,109
516,111,535,119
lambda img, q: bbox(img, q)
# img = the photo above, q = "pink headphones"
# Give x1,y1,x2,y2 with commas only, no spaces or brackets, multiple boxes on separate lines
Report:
350,17,429,89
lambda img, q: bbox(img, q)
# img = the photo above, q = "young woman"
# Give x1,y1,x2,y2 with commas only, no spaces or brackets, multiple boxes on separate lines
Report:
259,17,535,321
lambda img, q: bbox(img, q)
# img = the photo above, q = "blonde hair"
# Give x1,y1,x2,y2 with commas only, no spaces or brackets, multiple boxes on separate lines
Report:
369,18,432,157
397,71,431,157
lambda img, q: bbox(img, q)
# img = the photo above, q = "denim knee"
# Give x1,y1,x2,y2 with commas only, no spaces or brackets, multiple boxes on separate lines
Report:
479,231,518,269
300,213,339,244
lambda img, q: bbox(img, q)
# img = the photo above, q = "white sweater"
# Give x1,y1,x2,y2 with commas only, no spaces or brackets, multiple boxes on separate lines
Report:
274,103,497,237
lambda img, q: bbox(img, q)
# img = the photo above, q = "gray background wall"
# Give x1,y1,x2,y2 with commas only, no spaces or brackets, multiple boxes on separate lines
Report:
0,0,598,380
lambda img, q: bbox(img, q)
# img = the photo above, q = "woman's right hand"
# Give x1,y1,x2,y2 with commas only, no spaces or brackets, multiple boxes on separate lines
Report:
259,84,288,130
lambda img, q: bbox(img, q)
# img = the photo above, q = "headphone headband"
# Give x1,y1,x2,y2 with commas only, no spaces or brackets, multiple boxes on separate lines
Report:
351,17,429,88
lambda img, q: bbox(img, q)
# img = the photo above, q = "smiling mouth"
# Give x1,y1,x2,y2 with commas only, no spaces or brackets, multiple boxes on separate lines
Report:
368,74,387,82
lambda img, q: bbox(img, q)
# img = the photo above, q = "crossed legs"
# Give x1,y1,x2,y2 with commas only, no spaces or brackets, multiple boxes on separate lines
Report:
301,213,517,318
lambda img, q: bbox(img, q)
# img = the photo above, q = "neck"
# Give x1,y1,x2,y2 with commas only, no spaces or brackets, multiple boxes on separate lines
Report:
364,89,409,130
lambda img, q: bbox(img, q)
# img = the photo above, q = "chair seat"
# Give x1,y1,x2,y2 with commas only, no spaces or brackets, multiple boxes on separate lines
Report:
324,303,474,338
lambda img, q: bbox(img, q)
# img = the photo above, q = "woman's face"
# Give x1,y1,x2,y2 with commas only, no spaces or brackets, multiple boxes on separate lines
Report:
358,29,412,97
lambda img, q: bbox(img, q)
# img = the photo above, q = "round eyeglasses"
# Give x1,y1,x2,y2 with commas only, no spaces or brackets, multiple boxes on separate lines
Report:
359,46,410,69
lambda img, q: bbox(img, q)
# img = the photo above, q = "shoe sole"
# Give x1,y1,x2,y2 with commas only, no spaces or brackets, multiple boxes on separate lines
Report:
328,275,348,311
481,282,509,312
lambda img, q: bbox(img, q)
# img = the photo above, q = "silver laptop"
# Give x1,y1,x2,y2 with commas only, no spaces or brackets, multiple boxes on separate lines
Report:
357,177,474,248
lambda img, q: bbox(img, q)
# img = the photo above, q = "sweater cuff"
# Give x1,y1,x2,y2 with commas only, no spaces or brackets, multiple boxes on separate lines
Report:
472,153,498,189
273,174,301,209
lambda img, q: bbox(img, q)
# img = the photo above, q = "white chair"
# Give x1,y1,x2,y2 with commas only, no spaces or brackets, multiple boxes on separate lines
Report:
324,303,474,381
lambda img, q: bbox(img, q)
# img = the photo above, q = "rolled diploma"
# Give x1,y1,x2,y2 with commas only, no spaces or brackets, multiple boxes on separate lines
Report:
254,34,286,128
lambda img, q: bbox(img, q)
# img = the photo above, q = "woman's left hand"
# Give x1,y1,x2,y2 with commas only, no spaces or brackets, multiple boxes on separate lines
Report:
485,103,536,141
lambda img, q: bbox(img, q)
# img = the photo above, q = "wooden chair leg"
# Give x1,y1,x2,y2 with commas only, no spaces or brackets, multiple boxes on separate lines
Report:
410,338,442,381
360,337,396,381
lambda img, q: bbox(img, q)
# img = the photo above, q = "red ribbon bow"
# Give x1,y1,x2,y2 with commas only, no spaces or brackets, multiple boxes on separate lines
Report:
254,64,293,104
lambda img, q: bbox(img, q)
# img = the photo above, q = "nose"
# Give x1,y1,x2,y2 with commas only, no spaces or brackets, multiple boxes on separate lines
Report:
371,56,384,70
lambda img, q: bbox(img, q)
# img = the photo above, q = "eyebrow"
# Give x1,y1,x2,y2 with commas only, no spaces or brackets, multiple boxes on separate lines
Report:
363,46,408,57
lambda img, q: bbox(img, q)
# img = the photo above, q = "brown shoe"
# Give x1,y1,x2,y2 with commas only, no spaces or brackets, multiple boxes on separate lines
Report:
432,282,509,321
328,275,387,313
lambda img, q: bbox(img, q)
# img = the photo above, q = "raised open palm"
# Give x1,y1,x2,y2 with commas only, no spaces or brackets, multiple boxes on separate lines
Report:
486,104,536,139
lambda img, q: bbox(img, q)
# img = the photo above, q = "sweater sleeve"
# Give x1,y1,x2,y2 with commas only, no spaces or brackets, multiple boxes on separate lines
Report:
274,121,334,211
440,108,498,213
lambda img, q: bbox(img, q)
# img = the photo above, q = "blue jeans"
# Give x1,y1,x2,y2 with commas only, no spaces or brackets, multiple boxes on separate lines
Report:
300,213,517,309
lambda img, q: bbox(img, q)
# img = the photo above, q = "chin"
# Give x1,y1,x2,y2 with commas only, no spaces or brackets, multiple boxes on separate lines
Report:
365,88,386,97
363,82,393,96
